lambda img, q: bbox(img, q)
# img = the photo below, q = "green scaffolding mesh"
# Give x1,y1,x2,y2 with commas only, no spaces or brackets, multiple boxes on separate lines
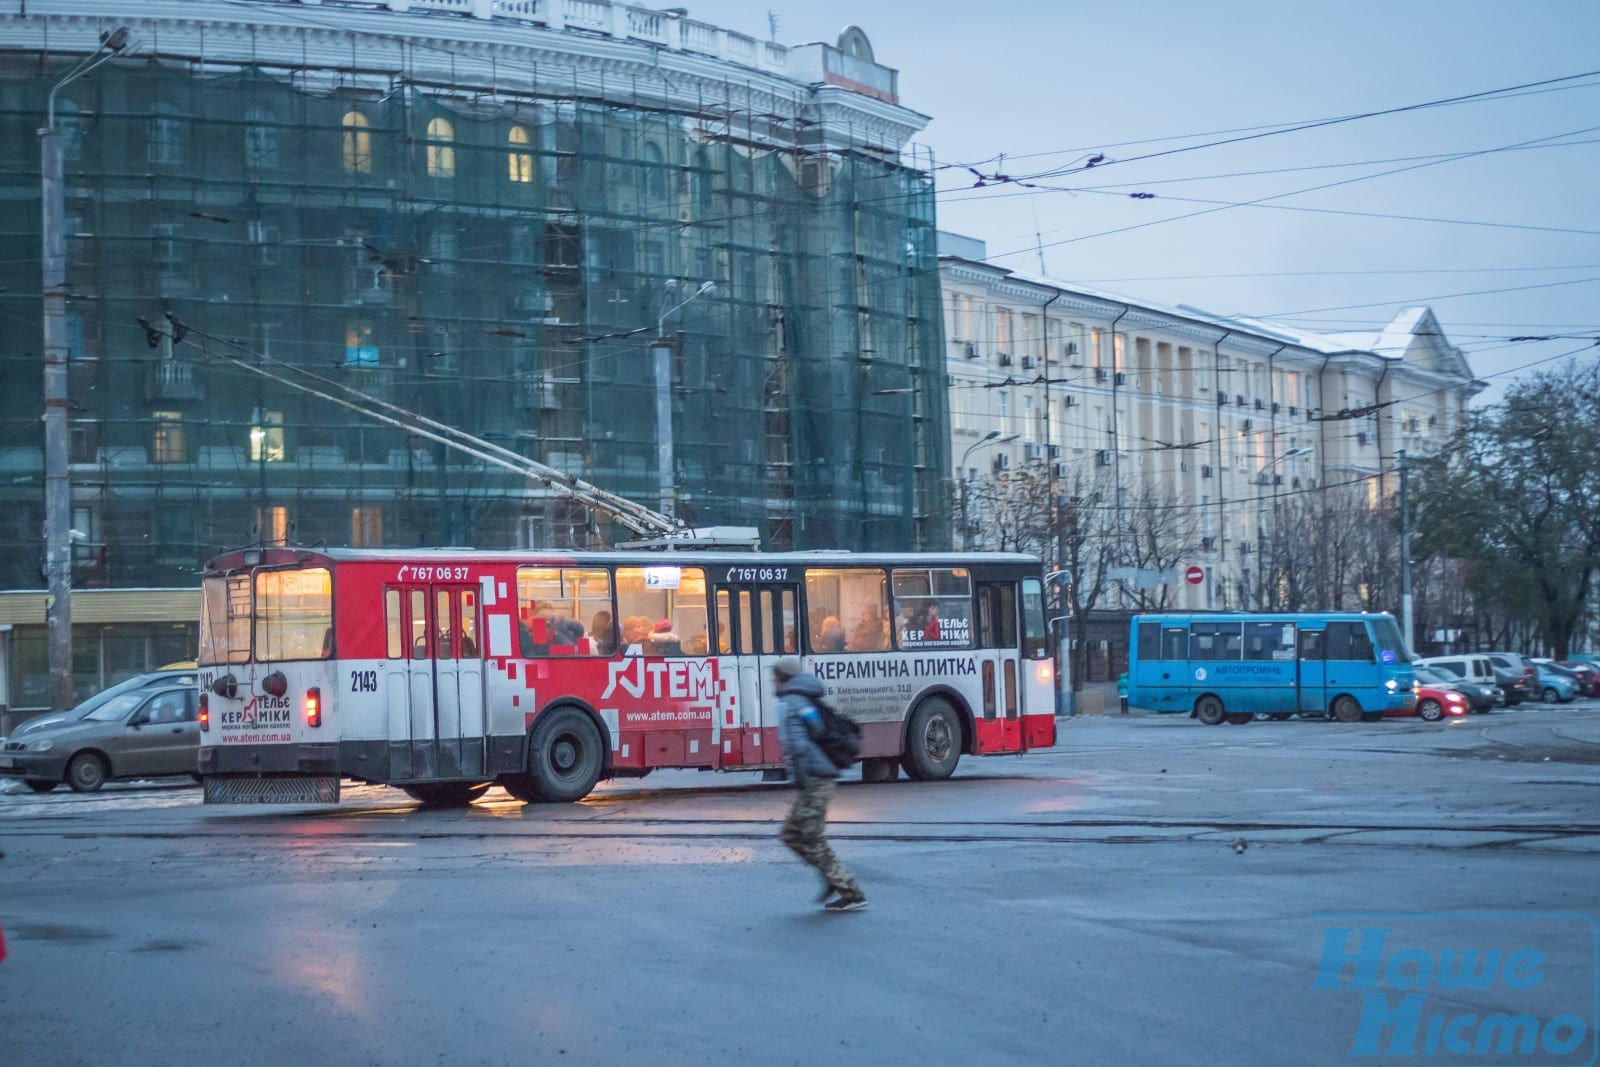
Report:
0,52,950,590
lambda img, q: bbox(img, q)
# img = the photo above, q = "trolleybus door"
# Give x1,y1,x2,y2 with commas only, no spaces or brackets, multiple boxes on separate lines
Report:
717,581,800,766
389,584,485,779
977,581,1024,751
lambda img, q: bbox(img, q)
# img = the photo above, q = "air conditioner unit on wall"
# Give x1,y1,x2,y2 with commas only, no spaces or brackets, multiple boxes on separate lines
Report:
1114,372,1126,386
1021,355,1038,370
1052,462,1069,477
1024,443,1045,461
1357,431,1369,446
964,341,980,359
1094,368,1108,382
1097,450,1114,466
1201,464,1213,478
993,453,1011,472
1064,394,1077,407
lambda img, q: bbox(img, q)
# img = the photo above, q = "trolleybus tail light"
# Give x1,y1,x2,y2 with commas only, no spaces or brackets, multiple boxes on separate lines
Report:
304,687,322,728
198,693,209,732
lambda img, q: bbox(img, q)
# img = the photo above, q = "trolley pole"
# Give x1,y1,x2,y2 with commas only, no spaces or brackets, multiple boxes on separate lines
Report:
40,29,130,710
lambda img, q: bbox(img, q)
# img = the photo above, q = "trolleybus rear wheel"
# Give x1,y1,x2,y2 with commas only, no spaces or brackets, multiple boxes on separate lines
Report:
901,698,962,781
402,782,492,807
1331,695,1364,724
525,706,605,802
1194,695,1225,726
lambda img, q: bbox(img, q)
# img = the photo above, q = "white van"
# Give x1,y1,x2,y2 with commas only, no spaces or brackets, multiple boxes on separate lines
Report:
1415,655,1496,687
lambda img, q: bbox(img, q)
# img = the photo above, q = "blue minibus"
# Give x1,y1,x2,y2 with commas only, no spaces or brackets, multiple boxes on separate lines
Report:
1127,612,1416,724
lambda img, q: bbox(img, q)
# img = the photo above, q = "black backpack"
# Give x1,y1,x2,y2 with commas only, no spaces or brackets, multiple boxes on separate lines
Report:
812,698,862,769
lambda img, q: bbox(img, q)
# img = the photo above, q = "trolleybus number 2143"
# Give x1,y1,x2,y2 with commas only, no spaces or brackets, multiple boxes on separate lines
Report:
196,548,1059,807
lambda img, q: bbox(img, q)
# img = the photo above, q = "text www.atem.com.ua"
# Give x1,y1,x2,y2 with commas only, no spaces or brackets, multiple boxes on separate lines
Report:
621,710,707,725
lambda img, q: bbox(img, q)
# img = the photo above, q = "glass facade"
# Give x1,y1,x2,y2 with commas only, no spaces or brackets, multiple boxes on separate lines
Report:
0,44,949,592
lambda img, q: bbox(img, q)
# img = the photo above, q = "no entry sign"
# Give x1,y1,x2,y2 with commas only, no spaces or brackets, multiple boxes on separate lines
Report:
1185,565,1205,585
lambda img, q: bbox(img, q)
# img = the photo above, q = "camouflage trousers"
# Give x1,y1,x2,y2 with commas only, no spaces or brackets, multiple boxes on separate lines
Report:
780,777,860,896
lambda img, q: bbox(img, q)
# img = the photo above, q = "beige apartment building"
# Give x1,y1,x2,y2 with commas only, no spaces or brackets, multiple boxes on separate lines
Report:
939,232,1484,610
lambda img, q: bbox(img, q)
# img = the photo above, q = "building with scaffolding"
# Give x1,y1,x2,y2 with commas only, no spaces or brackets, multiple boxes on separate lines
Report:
0,1,948,714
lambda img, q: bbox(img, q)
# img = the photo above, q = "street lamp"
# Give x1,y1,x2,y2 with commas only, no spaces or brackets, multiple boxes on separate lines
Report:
957,429,1019,549
41,28,130,711
1254,445,1312,608
653,279,715,521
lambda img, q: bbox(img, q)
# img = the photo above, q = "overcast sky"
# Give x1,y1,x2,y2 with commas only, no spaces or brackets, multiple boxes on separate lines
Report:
687,0,1600,398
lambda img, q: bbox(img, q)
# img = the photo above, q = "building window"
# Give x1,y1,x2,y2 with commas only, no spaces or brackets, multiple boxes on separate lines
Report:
345,324,378,366
256,506,288,547
250,410,284,463
245,105,279,170
58,98,83,160
150,223,185,273
508,125,534,183
995,308,1011,350
351,507,383,547
342,111,372,174
149,102,184,165
641,141,667,200
152,411,186,463
428,230,457,274
426,117,455,178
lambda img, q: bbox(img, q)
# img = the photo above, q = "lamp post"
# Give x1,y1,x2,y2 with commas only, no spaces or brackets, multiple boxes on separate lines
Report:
653,279,715,522
957,430,1018,548
1254,445,1311,609
41,28,129,711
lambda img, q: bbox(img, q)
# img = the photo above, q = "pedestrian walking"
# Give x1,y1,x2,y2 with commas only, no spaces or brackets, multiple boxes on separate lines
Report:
1117,671,1129,715
772,657,866,912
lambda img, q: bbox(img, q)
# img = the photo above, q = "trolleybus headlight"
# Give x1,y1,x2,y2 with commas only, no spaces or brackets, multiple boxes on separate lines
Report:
1038,663,1052,683
198,693,209,732
304,687,321,728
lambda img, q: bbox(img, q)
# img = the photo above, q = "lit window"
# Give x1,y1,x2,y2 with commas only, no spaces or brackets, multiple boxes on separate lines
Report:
508,125,533,183
152,411,186,463
245,105,278,170
426,117,455,178
351,507,383,547
149,102,184,165
342,111,372,174
249,410,284,463
345,325,378,366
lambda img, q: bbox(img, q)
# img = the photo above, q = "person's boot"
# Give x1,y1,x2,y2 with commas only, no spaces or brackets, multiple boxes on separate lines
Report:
824,891,867,912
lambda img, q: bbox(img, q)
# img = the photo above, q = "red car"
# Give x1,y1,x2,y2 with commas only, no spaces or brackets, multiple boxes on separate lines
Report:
1387,684,1470,722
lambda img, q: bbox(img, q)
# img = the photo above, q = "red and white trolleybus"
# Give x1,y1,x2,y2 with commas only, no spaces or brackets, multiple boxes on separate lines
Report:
196,547,1059,805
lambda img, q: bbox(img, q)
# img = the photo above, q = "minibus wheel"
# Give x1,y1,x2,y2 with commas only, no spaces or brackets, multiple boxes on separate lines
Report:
1194,695,1225,726
1331,696,1363,723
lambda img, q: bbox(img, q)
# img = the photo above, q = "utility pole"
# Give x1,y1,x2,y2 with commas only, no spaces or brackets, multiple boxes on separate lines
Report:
653,280,715,522
1399,447,1413,656
41,29,129,711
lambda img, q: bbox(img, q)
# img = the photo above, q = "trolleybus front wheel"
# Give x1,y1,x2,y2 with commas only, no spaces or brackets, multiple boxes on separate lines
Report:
402,782,492,807
1194,695,1225,726
901,698,962,781
524,706,605,802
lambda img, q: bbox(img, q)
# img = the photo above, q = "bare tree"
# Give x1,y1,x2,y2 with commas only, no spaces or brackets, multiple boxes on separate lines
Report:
1120,483,1204,611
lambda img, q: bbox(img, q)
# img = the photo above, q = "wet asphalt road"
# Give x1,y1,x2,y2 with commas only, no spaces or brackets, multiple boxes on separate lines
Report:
2,705,1598,1066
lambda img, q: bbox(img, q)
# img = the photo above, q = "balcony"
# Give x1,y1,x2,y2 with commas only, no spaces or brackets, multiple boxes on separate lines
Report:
145,360,204,401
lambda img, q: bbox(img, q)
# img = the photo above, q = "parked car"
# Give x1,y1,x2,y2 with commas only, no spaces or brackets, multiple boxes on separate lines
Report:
1483,653,1541,706
1387,683,1470,722
1530,665,1578,704
1,668,199,743
0,685,200,793
1413,664,1499,713
1548,660,1598,696
1414,655,1502,708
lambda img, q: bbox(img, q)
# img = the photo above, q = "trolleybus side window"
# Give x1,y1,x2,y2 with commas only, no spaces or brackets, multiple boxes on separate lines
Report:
515,567,612,656
254,568,333,662
409,589,428,658
976,583,1017,650
804,568,890,654
199,573,252,665
385,589,402,659
891,567,973,649
615,566,710,656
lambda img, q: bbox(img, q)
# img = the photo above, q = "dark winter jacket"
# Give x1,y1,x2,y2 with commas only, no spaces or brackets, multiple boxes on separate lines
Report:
776,672,838,783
